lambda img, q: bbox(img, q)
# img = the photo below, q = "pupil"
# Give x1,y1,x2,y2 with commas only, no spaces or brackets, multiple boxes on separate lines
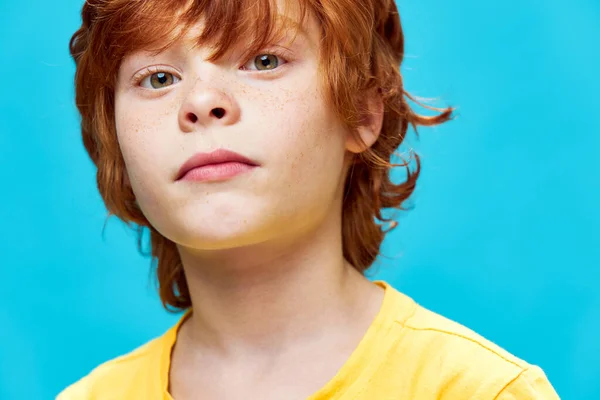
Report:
257,55,278,70
151,72,172,89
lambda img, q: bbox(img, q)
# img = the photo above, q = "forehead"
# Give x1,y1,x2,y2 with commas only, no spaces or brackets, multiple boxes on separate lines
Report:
119,0,314,61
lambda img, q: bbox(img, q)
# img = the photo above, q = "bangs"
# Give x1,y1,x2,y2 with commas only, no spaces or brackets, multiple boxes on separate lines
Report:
93,0,310,86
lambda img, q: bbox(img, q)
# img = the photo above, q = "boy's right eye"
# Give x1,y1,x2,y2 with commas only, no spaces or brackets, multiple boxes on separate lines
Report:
133,67,181,90
143,72,179,89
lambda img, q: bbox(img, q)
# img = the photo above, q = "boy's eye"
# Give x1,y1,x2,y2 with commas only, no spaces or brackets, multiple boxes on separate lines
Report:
134,52,286,89
140,71,180,89
254,54,279,71
243,54,283,72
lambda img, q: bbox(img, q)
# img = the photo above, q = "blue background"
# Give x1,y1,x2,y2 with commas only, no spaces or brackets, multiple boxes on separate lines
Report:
1,0,598,398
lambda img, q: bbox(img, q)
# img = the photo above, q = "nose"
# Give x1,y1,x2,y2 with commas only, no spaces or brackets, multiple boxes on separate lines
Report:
178,84,241,132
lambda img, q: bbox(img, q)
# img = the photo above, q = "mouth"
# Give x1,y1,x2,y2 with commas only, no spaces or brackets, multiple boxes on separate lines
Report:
176,149,259,182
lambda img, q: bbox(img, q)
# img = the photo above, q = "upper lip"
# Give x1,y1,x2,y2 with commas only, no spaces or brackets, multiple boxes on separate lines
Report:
176,149,259,180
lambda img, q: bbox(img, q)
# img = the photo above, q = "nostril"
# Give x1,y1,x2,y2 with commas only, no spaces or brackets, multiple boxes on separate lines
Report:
211,108,225,118
188,113,198,123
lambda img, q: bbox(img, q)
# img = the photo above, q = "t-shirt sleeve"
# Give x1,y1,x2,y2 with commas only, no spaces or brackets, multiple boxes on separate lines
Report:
494,366,560,399
55,376,91,400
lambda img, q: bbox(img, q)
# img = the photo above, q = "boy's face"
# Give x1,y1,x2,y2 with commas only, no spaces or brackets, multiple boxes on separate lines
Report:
114,7,354,251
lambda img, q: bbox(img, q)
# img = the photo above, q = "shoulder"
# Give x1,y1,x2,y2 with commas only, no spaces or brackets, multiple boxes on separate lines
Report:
403,302,531,370
388,289,559,398
56,334,166,400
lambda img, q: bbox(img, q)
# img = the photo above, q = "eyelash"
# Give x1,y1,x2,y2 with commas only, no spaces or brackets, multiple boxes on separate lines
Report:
131,66,179,88
131,48,292,88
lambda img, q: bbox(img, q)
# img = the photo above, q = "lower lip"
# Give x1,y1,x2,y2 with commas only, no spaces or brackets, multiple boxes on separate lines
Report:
179,162,256,182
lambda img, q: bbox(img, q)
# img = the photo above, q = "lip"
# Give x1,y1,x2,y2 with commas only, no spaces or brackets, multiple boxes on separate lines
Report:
176,149,259,181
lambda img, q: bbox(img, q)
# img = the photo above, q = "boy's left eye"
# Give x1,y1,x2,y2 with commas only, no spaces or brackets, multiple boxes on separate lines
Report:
242,53,285,72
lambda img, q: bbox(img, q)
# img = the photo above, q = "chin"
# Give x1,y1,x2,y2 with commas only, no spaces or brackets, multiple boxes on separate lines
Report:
160,212,274,251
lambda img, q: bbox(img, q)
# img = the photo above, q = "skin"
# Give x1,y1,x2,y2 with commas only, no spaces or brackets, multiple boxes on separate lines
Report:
114,3,385,399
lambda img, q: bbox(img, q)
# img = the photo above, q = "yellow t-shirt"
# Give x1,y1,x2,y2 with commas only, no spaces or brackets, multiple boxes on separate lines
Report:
57,280,559,399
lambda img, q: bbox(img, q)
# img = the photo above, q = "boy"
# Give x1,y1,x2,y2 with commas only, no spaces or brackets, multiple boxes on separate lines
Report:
59,0,559,398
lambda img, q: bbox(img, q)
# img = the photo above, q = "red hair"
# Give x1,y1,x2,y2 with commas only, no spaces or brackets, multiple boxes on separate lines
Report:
69,0,453,311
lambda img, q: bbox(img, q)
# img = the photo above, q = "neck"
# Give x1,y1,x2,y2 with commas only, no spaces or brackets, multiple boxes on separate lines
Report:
175,212,381,360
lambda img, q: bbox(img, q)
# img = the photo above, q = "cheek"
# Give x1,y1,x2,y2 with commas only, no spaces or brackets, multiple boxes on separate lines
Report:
115,97,164,166
114,99,172,201
262,86,347,202
290,89,345,166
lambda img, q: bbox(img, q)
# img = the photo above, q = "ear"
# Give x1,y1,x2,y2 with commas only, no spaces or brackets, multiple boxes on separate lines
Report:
345,88,384,154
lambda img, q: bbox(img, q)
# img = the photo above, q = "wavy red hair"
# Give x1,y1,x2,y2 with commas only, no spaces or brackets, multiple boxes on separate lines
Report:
69,0,453,311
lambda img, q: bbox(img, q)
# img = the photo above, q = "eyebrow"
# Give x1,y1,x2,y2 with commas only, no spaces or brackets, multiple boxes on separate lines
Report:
275,14,310,40
122,13,312,68
281,16,321,53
